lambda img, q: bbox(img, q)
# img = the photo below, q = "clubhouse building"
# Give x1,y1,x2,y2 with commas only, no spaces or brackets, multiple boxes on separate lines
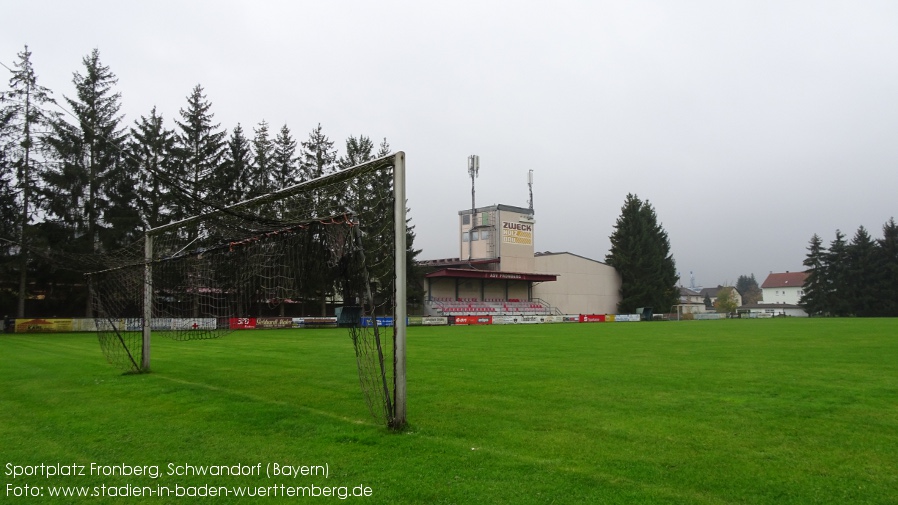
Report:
420,204,621,317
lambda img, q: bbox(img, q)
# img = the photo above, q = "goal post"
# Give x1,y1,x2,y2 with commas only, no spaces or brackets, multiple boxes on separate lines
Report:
392,152,407,426
89,152,407,428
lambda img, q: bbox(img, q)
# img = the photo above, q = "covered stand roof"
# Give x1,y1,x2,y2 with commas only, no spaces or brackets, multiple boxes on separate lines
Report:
425,268,557,283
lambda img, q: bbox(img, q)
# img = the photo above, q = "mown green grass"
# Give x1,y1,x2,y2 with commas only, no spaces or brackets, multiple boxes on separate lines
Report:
2,319,897,504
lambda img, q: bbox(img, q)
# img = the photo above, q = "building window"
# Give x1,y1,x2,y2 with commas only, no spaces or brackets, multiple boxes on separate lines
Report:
471,231,479,241
462,233,469,243
463,214,470,225
480,230,490,240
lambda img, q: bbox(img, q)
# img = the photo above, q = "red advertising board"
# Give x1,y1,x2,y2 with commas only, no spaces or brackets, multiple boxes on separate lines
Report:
229,317,257,329
454,315,492,325
579,314,606,323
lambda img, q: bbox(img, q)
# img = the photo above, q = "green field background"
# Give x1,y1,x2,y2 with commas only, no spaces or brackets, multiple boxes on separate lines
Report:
2,319,897,504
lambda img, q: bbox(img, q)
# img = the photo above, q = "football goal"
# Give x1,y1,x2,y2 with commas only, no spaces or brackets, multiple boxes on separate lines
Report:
87,152,407,428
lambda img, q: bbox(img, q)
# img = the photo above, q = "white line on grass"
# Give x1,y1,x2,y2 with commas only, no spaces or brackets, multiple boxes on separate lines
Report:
153,373,379,427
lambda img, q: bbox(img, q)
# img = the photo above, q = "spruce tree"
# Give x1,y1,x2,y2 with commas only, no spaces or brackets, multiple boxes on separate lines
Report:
0,45,57,317
370,137,423,307
173,84,226,219
339,134,376,234
128,106,177,230
339,134,375,169
300,123,337,180
376,137,391,159
271,124,298,190
735,274,762,305
266,123,299,221
826,230,852,317
43,48,130,251
875,218,898,316
0,113,16,313
0,139,14,239
293,124,338,314
42,49,130,314
847,226,878,316
218,123,252,206
800,234,829,316
249,120,273,198
605,193,678,314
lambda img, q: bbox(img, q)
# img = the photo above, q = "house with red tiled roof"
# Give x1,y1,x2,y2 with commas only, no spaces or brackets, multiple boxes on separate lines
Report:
761,271,807,305
735,271,809,318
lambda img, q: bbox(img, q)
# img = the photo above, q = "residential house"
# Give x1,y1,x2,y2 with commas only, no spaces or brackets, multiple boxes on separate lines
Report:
699,286,744,309
761,271,807,305
737,271,809,317
675,287,707,315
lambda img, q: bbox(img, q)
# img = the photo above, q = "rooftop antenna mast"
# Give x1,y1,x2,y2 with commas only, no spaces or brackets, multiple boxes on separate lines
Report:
467,155,479,261
527,169,534,213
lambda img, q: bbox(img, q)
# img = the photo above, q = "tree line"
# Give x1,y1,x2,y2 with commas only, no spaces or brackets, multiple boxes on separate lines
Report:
0,46,421,318
800,219,898,317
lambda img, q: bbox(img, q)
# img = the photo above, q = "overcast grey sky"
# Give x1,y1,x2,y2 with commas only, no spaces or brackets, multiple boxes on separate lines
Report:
4,0,897,287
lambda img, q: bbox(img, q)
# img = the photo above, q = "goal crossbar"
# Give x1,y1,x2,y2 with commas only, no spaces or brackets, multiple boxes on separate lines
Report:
147,154,400,236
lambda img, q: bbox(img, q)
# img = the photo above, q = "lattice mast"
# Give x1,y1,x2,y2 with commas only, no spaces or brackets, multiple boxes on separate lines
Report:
467,154,479,261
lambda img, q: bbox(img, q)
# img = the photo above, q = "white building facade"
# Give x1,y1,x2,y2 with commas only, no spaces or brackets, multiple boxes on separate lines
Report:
761,272,807,305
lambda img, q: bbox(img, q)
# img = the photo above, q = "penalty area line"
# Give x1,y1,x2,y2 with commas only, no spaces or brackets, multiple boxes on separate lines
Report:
153,373,378,427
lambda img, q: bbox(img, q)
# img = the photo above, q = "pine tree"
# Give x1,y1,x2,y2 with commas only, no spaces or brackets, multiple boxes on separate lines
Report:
103,149,142,248
735,274,762,305
339,134,376,229
376,137,391,159
43,48,131,250
300,123,337,180
875,218,898,316
800,234,829,316
0,138,15,239
290,124,337,315
847,226,878,316
249,120,273,198
605,193,678,313
42,49,130,315
271,124,298,190
826,230,852,317
0,45,57,317
339,134,375,169
173,84,226,219
218,123,252,206
340,134,382,297
264,124,302,224
128,106,177,230
0,113,17,312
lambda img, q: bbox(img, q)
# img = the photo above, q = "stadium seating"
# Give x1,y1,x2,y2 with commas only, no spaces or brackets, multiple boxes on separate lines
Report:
428,297,553,316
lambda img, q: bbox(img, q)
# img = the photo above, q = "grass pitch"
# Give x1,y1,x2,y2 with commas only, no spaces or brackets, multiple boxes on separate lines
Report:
2,319,897,504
